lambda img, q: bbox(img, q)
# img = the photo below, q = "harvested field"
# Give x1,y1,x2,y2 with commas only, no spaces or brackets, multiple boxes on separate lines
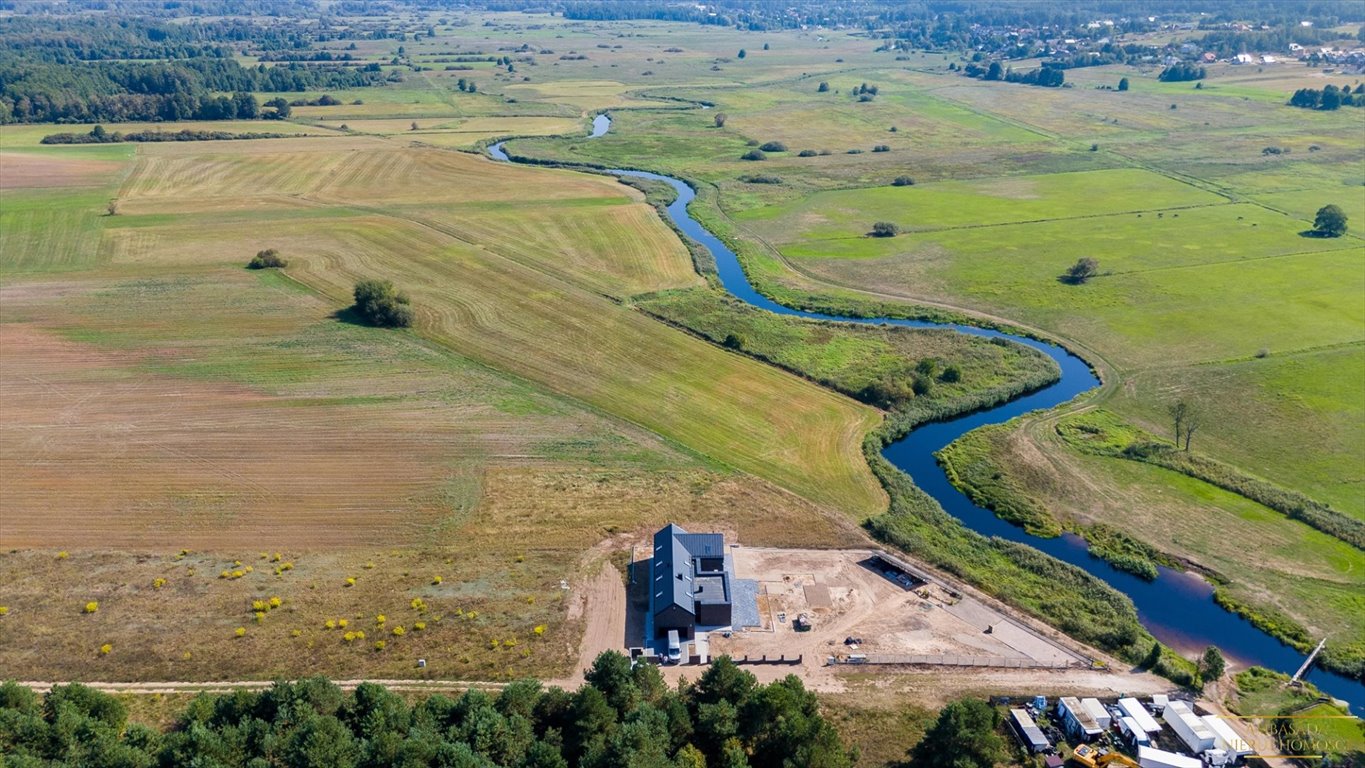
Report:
0,151,127,189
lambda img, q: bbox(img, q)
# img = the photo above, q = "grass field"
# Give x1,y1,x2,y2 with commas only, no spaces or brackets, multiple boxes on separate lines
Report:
0,106,885,680
460,12,1365,683
2,7,1361,710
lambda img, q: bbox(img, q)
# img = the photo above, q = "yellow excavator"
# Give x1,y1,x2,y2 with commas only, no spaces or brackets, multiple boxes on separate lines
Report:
1070,744,1140,768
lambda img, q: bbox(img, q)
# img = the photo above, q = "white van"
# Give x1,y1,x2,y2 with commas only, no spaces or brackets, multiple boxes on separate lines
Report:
666,630,682,663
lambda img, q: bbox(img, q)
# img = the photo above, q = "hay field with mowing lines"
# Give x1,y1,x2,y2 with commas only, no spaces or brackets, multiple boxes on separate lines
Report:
0,123,880,680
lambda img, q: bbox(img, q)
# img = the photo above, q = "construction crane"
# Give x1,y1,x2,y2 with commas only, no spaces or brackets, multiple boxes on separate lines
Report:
1070,744,1140,768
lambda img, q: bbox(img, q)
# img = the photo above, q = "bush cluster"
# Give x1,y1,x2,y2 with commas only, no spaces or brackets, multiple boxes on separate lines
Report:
352,279,413,328
247,248,287,269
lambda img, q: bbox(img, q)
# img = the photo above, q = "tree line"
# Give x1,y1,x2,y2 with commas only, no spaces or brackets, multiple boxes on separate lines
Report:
1289,84,1365,110
0,652,856,768
1158,62,1207,82
0,56,393,123
41,125,296,144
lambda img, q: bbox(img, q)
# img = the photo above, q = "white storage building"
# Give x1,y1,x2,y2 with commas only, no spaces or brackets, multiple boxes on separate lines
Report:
1008,708,1050,753
1081,697,1111,729
1138,746,1202,768
1117,697,1162,734
1164,700,1216,752
1203,715,1252,757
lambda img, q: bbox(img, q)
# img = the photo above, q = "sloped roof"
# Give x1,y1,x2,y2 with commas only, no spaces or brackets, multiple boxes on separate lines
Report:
653,524,694,617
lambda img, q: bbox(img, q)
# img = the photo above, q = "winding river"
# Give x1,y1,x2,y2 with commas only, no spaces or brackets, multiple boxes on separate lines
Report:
491,113,1363,713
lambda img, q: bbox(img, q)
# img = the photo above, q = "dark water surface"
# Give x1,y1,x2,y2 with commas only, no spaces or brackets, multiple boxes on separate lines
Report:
488,122,1363,712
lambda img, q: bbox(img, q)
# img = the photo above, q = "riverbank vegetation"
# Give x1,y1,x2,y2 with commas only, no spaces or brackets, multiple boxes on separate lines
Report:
936,411,1365,679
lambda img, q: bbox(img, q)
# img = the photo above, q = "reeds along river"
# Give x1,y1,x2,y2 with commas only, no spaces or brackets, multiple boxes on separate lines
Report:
488,115,1363,714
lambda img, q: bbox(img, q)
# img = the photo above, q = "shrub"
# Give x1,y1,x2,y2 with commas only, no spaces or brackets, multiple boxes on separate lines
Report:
758,141,787,152
99,644,112,655
254,612,266,623
252,600,268,612
892,176,914,186
723,332,746,350
872,144,890,152
343,632,357,643
344,577,356,587
152,578,166,589
337,618,348,628
846,148,863,154
940,365,962,383
376,614,386,625
797,149,818,157
414,622,426,631
355,630,365,640
432,575,443,585
83,601,99,614
57,551,69,560
1062,257,1100,284
352,279,414,328
392,626,405,636
533,624,546,636
234,627,247,638
374,640,386,651
268,596,282,608
739,175,781,184
0,607,8,616
325,619,336,630
870,221,899,237
247,249,287,269
740,149,766,161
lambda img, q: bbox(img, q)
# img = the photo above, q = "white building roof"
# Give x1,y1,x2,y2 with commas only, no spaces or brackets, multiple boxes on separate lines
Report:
1203,715,1252,755
1138,746,1202,768
1118,697,1162,733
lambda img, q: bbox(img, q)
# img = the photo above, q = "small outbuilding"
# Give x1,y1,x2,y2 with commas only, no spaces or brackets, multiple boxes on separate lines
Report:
1057,696,1102,741
1008,708,1050,753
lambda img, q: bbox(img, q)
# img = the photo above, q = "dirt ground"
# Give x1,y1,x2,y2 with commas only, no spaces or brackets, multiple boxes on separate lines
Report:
712,547,1086,667
582,539,1169,701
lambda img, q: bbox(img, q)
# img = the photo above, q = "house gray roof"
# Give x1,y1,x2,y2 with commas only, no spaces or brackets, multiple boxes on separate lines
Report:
652,524,731,620
653,524,695,617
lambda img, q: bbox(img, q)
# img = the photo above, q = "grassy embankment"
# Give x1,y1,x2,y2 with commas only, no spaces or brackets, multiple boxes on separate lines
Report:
1231,667,1365,761
937,410,1365,680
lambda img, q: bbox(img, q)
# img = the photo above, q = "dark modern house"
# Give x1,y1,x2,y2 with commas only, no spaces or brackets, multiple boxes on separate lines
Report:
651,523,733,639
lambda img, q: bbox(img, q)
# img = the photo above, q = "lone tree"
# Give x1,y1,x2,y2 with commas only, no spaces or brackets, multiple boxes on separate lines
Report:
892,176,915,186
870,221,899,237
722,332,746,350
817,81,830,92
910,698,1008,768
1118,77,1130,91
1199,645,1226,686
1168,400,1189,446
737,49,746,59
1312,204,1348,237
740,149,766,161
352,279,413,328
1062,257,1099,284
1169,399,1201,451
713,112,727,128
247,248,287,269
